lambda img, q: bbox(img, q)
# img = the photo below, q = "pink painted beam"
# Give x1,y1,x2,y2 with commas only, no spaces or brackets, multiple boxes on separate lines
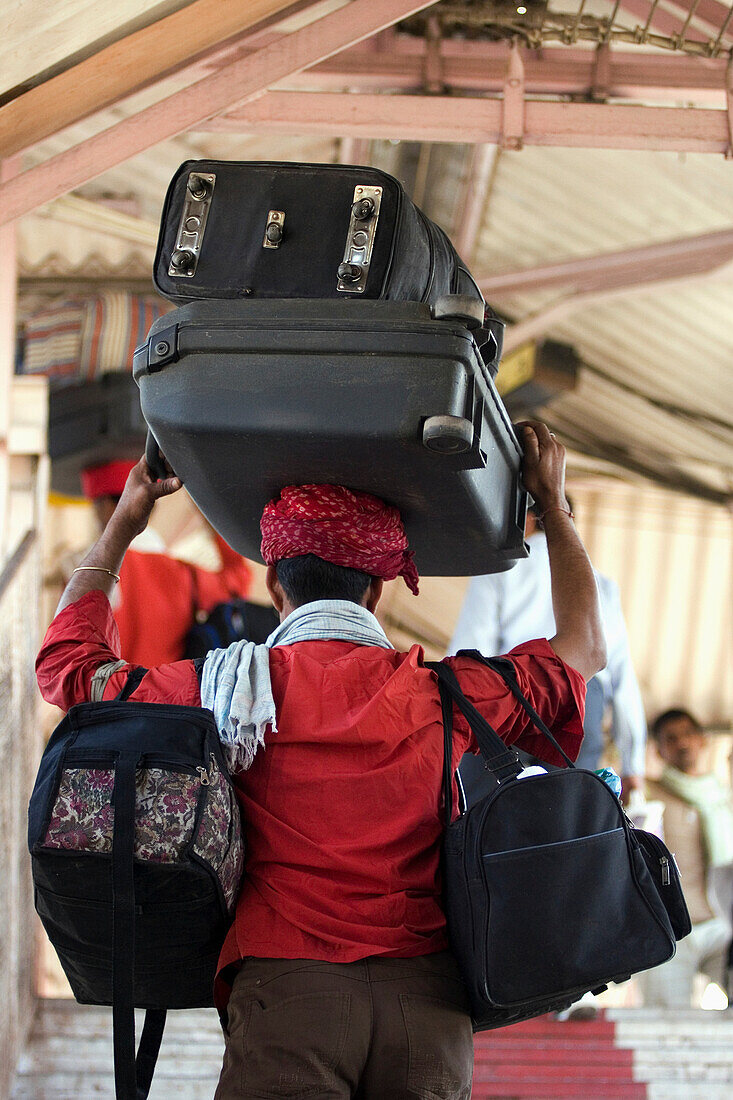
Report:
615,0,708,42
479,227,733,297
338,137,372,164
0,0,437,225
452,143,498,264
263,42,729,104
500,265,722,355
211,91,732,153
664,0,733,40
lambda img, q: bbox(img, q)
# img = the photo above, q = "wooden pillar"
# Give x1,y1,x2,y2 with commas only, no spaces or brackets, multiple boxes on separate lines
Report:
0,157,20,564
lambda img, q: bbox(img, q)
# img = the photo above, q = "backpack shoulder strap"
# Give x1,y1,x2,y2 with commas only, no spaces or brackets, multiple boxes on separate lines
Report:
426,660,523,808
113,666,149,702
456,650,576,769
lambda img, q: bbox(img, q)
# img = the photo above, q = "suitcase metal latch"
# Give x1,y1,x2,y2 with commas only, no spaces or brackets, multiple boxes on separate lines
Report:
337,185,382,294
168,172,216,279
263,210,285,248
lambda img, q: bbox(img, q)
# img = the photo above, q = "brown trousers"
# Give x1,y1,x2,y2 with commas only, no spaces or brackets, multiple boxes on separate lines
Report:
214,951,474,1100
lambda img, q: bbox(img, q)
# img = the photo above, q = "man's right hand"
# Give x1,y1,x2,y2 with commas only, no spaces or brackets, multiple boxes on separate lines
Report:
518,421,569,514
112,456,182,540
517,422,607,683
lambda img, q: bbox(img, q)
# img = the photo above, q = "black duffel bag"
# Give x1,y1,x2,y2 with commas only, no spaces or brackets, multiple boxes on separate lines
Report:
153,160,492,326
429,656,690,1031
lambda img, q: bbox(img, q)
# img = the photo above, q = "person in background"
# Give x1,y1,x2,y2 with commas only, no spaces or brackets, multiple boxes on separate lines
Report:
36,422,606,1099
639,708,733,1008
449,500,646,806
80,459,252,665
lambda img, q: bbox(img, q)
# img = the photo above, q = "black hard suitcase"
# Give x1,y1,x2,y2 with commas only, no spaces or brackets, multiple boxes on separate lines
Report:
153,161,500,363
133,299,527,577
48,373,147,496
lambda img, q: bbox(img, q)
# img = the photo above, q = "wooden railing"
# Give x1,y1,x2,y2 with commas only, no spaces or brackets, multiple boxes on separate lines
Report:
0,531,42,1100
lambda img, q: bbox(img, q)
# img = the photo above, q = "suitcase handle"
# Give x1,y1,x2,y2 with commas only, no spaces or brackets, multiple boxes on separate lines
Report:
145,430,171,482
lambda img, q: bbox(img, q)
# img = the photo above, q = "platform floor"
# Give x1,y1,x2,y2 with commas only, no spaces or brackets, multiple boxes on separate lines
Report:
11,1000,733,1099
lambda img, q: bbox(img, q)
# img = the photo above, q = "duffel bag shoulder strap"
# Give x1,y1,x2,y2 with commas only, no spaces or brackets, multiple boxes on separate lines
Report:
426,662,523,805
110,669,167,1100
456,650,576,769
113,665,148,701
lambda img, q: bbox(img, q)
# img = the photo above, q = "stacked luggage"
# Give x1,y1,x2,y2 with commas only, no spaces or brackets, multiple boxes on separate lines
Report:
48,373,147,497
135,161,528,575
21,291,169,497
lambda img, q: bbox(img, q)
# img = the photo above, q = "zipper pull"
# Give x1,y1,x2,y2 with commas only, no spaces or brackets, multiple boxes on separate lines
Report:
196,761,211,787
660,856,671,886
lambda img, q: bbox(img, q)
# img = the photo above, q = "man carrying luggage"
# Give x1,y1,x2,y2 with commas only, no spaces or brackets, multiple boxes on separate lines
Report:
36,421,606,1099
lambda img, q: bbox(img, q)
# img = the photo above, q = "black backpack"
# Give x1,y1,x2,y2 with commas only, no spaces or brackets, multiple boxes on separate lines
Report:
28,668,244,1099
429,655,690,1030
184,597,279,658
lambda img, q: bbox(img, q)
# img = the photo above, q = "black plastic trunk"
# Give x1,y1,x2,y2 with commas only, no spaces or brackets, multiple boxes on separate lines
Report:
133,299,528,577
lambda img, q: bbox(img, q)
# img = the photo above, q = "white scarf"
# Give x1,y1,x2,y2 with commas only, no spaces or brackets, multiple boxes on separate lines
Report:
200,600,392,770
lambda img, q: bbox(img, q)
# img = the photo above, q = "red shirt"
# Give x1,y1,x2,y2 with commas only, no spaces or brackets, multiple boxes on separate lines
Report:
36,591,585,1008
113,534,252,666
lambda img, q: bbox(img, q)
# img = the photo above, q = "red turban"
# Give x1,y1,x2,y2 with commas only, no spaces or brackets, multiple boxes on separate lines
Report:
260,484,419,595
80,460,136,500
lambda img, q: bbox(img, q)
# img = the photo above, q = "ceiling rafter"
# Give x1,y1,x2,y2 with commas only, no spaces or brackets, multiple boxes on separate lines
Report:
500,268,728,357
615,0,710,43
289,40,730,103
479,227,733,298
452,144,499,265
206,90,732,154
648,0,733,40
491,227,733,356
0,0,438,226
0,0,299,159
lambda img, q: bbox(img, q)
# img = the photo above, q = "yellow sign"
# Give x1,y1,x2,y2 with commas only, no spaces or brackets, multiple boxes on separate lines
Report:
494,342,536,396
48,491,89,507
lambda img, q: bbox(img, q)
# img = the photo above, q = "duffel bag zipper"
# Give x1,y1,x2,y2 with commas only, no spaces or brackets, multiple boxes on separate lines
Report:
63,750,215,785
634,829,675,886
144,751,215,786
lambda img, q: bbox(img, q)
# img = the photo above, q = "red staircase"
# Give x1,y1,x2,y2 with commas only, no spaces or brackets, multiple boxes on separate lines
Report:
472,1012,647,1099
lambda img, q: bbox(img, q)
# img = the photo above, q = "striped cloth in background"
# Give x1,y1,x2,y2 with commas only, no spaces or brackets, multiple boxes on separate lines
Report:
22,292,171,386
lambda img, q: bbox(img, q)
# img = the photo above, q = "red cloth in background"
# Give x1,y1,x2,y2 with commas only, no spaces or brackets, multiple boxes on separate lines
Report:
114,534,252,666
37,591,585,1012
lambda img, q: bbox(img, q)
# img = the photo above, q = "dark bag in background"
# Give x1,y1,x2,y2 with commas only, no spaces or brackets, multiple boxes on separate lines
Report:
47,374,147,497
28,668,244,1100
184,597,279,658
428,655,689,1031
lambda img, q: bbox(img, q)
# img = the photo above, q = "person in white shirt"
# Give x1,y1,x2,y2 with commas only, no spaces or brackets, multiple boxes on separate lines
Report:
449,503,646,805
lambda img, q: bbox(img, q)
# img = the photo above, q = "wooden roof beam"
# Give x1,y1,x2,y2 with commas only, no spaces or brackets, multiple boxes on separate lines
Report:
652,0,733,43
615,0,710,44
451,144,498,266
0,0,437,225
0,0,302,159
209,91,733,154
478,227,733,297
495,223,733,359
240,41,731,104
